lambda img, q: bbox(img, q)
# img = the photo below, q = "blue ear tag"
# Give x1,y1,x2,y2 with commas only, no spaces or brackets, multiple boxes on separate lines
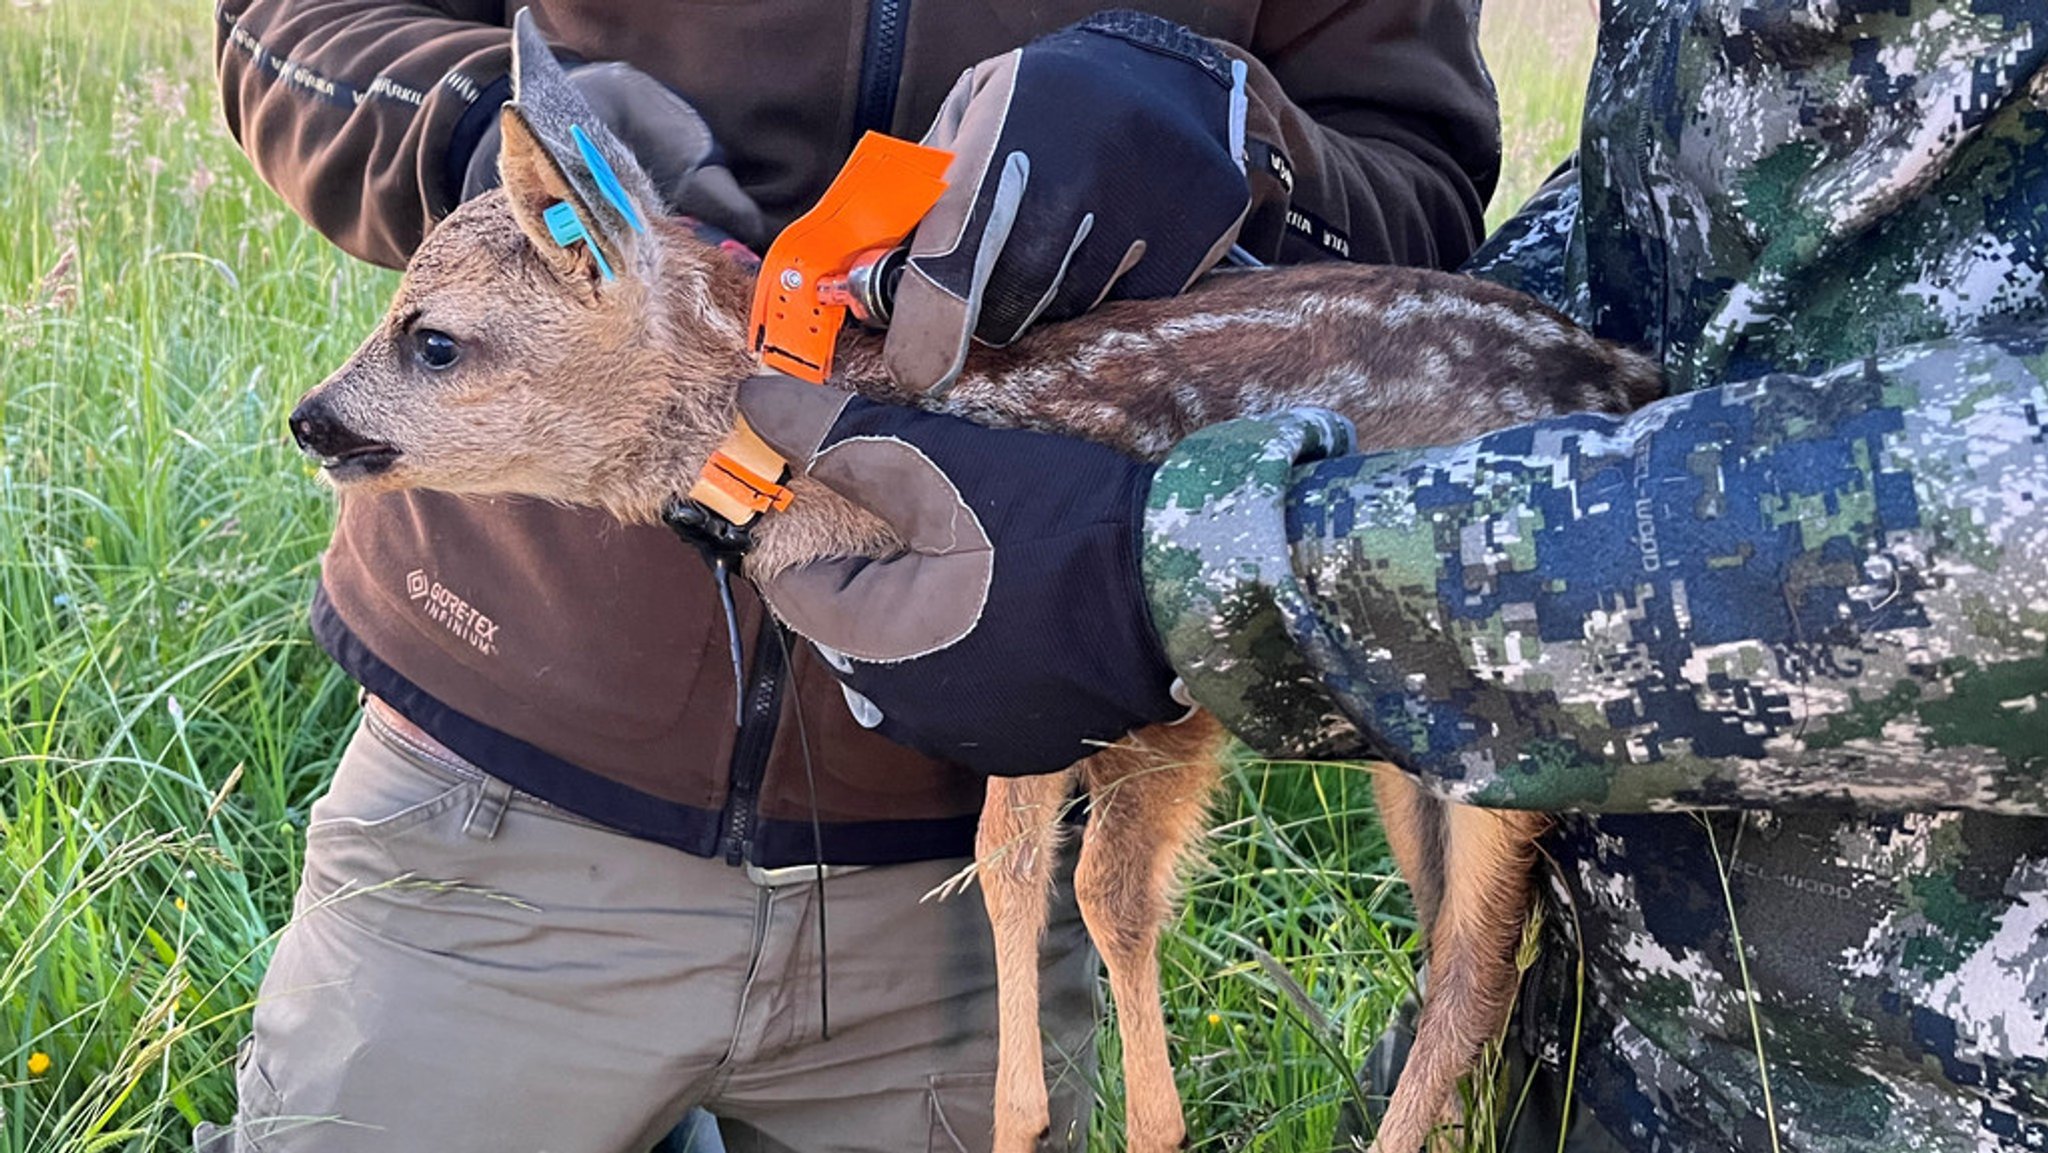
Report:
541,199,616,282
572,124,647,235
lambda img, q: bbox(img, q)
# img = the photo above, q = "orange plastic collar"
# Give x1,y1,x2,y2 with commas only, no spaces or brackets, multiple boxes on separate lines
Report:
748,132,952,383
687,415,795,524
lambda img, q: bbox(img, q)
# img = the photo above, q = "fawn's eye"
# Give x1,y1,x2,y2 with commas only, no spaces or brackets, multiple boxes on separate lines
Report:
412,329,460,371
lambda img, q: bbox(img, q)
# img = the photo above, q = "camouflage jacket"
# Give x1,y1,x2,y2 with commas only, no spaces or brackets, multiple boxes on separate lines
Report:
1144,2,2048,1148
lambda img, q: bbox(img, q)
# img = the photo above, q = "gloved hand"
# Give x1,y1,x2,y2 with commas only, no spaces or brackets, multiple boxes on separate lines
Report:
462,60,766,247
736,375,1190,776
885,11,1273,392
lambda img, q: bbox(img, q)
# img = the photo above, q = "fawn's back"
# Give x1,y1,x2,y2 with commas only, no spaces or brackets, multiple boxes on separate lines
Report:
837,261,1655,462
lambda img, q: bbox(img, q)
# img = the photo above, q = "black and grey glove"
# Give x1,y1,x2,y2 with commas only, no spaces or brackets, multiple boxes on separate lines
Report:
737,375,1189,776
462,60,766,247
886,11,1272,392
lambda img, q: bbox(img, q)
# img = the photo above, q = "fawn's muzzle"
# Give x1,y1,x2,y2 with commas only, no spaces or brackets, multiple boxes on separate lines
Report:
291,397,400,480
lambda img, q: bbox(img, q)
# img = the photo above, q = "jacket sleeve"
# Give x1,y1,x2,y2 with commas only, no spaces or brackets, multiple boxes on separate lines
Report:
1142,333,2048,815
215,0,512,269
1233,0,1499,270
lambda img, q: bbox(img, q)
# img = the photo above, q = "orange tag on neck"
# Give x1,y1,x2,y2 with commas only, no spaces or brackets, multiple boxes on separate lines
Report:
748,132,952,383
688,416,794,524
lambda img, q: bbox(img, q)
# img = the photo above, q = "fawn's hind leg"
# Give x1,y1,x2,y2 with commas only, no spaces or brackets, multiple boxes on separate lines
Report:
980,769,1078,1153
1074,717,1228,1153
1369,780,1544,1153
1371,767,1445,931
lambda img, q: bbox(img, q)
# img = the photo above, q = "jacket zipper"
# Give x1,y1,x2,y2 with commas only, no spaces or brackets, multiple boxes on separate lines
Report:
720,614,787,865
716,0,906,866
854,0,911,137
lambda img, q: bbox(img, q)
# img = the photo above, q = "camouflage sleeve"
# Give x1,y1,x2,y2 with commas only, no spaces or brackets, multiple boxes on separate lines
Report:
1144,332,2048,813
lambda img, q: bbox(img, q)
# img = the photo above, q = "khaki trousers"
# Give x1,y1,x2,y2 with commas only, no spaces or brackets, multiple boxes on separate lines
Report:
202,708,1099,1153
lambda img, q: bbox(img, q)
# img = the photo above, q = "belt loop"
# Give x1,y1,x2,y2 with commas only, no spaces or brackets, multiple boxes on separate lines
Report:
463,776,515,841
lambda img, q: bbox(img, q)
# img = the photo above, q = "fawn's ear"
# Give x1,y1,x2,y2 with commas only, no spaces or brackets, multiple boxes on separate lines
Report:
498,7,661,287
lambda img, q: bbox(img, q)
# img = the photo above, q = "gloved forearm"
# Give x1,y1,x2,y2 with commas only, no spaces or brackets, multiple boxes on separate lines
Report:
738,377,1186,777
1235,0,1499,267
216,0,512,269
1151,334,2048,813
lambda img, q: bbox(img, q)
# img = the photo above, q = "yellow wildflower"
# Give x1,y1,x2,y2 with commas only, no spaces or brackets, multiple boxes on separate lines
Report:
27,1051,51,1076
1206,1013,1222,1027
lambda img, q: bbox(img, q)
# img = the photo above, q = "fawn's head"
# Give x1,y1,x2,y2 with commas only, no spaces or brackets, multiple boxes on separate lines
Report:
290,11,758,522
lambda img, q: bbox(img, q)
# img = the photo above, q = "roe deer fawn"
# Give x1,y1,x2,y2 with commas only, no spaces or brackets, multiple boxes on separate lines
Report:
288,15,1657,1151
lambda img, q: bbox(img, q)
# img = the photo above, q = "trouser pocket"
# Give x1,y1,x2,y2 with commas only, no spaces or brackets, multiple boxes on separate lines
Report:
304,713,480,843
293,719,484,933
195,1034,284,1152
928,1071,998,1153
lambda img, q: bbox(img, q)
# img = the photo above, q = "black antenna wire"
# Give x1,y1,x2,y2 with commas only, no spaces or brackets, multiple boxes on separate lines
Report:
773,624,831,1041
711,555,745,727
658,498,754,727
662,498,828,1037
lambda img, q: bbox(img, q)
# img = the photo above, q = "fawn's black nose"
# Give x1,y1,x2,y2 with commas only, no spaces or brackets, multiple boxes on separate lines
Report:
292,397,367,456
291,397,400,477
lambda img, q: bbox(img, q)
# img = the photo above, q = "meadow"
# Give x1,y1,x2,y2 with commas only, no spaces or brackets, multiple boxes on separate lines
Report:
0,3,1593,1149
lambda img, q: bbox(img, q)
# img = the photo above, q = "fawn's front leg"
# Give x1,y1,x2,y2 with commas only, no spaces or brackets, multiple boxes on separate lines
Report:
980,769,1078,1153
1075,720,1227,1153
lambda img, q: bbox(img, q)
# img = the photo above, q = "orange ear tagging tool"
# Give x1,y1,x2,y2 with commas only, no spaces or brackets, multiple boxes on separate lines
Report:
749,132,952,383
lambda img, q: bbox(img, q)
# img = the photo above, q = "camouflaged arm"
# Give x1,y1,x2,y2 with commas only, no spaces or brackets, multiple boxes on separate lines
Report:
1146,337,2048,814
1142,408,1381,762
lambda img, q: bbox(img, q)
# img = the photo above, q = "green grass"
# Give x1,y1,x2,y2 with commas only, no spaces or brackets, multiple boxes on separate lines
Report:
0,3,1589,1150
1482,0,1599,232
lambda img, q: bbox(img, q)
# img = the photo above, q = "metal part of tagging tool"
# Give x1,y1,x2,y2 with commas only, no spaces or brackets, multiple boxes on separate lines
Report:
816,246,909,328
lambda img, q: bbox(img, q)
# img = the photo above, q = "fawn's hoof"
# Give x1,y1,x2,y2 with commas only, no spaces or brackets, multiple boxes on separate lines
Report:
994,1123,1053,1153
